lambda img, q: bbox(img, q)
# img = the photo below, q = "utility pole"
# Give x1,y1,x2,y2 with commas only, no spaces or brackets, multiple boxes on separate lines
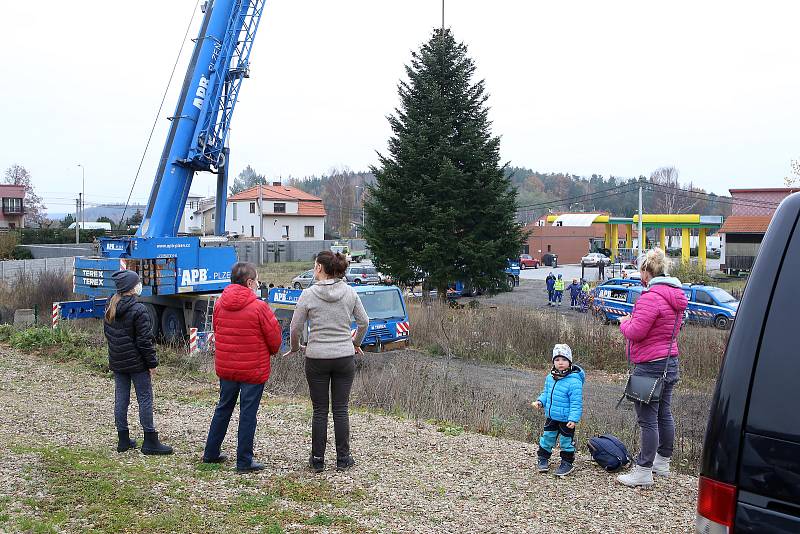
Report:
638,185,644,255
258,185,264,264
77,164,85,231
75,198,80,244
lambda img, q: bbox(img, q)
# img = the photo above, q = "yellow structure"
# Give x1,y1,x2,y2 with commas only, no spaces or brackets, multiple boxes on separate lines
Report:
545,213,723,268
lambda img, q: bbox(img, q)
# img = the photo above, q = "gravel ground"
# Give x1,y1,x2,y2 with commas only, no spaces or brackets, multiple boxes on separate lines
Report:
0,347,699,533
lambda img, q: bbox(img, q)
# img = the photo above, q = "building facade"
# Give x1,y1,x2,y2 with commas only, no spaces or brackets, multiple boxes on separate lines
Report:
225,184,325,240
0,185,25,230
718,188,798,272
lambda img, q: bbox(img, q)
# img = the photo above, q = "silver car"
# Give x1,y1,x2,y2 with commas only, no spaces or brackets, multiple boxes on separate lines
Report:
291,269,315,289
344,266,381,285
581,252,612,267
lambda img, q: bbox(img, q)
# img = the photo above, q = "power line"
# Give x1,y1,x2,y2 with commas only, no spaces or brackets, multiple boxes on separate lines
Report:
515,182,639,211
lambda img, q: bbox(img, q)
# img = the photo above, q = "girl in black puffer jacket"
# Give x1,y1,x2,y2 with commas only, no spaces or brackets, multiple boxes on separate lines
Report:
104,269,172,455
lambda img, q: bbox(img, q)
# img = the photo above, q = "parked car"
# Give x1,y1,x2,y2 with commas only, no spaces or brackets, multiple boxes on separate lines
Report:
581,252,611,267
344,266,381,285
620,263,640,278
697,192,800,533
593,278,643,291
291,269,315,289
519,254,540,269
681,284,738,329
590,283,645,324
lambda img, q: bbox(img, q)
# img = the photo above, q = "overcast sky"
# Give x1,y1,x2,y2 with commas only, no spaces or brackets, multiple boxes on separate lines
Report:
3,0,799,215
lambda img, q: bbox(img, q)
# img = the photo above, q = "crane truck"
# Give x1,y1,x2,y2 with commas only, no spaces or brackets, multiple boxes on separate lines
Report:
53,0,412,352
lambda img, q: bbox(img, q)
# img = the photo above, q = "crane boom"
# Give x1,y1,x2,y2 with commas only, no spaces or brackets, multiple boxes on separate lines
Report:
140,0,266,238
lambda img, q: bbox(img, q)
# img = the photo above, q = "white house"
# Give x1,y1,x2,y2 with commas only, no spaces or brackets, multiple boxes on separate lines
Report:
180,194,204,234
194,197,217,236
225,184,326,240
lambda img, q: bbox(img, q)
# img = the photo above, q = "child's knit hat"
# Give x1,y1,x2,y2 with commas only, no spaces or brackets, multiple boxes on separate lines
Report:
552,343,573,363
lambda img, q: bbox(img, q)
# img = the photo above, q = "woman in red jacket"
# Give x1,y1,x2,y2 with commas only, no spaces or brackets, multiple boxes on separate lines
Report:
617,248,688,488
202,262,282,472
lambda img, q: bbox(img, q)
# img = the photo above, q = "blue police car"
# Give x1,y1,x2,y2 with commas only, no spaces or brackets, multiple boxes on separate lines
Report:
591,283,646,324
681,284,738,329
268,285,410,352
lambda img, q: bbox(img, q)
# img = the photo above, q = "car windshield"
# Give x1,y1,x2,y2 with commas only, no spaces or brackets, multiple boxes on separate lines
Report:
363,268,378,275
708,287,737,304
358,290,406,320
521,255,531,259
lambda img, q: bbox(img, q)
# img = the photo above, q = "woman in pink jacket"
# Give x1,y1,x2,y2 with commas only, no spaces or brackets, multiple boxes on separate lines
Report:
617,248,688,488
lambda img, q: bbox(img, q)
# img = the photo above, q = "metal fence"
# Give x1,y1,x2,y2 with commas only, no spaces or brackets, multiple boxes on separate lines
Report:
231,239,368,265
0,257,74,282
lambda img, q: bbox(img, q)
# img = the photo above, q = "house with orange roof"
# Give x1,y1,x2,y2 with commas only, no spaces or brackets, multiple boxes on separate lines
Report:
225,182,326,240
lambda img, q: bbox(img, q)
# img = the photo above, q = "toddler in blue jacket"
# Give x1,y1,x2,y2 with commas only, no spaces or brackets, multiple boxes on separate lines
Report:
532,343,585,477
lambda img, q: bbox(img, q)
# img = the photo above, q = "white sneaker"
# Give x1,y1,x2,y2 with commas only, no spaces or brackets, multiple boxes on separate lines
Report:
616,464,654,488
652,453,671,477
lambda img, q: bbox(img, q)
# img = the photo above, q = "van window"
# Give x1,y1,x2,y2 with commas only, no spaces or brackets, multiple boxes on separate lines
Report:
746,225,800,440
695,290,715,305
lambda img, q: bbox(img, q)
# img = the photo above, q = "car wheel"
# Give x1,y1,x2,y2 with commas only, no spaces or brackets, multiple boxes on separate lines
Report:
520,263,526,270
534,264,538,269
714,315,730,330
354,279,362,285
293,282,302,289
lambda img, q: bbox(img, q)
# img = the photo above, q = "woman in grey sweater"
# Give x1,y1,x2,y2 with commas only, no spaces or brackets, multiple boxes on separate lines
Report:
286,251,369,472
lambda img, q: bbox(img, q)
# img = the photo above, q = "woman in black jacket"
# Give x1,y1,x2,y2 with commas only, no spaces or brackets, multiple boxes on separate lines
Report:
104,270,172,455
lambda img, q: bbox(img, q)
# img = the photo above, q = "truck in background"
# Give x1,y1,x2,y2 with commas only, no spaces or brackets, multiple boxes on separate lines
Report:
330,242,367,263
268,285,410,352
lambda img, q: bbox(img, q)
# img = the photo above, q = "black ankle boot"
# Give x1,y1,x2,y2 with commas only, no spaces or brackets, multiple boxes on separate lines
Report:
336,455,355,471
141,431,173,455
117,430,137,453
309,455,325,473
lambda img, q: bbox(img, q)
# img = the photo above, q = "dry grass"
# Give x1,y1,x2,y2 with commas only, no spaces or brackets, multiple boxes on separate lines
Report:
257,261,314,287
407,301,729,384
0,272,74,325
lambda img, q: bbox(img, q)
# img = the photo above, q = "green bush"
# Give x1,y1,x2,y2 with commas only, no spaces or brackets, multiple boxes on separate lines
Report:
19,228,107,245
9,326,91,351
670,260,712,285
11,246,33,259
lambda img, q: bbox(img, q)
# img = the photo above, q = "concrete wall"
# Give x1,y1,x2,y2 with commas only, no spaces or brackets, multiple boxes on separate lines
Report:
21,243,95,259
231,239,368,264
0,257,73,281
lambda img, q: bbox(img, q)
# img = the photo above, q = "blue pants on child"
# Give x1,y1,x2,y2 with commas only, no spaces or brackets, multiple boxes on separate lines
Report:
547,289,554,303
570,295,578,307
537,418,575,463
555,291,563,303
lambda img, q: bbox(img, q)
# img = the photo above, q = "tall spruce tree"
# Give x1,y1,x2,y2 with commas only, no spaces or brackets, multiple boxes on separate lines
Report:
364,29,525,295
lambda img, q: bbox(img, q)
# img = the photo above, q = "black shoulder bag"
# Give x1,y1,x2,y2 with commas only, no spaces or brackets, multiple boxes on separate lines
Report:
616,310,680,408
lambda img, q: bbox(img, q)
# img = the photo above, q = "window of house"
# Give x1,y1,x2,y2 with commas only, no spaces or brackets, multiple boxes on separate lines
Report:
282,225,289,239
232,203,238,221
211,213,215,220
249,202,256,214
250,225,254,237
2,198,22,213
274,203,286,213
547,244,552,252
304,225,314,238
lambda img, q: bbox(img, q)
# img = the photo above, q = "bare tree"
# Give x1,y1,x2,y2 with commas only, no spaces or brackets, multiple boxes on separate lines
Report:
784,160,800,188
323,167,355,237
3,164,47,227
649,166,699,214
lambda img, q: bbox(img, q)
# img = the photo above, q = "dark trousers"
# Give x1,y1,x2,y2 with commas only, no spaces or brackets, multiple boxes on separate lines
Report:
633,358,679,467
570,295,579,307
114,371,155,433
555,290,563,303
305,356,356,459
537,418,576,463
547,289,554,303
203,379,265,469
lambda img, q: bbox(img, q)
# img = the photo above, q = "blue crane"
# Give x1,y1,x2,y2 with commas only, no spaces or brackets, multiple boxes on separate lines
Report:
59,0,267,341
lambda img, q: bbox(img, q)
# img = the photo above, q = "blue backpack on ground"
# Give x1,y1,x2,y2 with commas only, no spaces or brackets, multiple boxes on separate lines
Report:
587,434,631,472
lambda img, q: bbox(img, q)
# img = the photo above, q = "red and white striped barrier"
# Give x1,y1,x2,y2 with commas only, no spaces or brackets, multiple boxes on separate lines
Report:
51,303,60,330
188,328,198,355
395,321,410,337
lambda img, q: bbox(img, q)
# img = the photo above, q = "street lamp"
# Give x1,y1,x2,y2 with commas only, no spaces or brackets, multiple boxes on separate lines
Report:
77,164,85,231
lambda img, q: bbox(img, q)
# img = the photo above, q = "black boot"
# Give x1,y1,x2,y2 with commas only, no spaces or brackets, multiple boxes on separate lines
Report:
336,455,355,471
141,431,173,455
117,430,137,453
309,455,325,473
